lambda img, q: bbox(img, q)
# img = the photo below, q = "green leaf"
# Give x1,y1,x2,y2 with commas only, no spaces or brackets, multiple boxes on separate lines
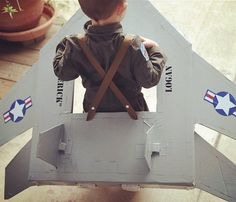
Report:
2,4,18,19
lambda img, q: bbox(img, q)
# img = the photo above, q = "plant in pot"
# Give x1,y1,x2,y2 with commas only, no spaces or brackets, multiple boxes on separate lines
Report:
0,0,45,32
0,0,56,42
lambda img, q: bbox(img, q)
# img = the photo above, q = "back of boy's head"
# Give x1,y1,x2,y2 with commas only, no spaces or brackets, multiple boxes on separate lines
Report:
78,0,125,21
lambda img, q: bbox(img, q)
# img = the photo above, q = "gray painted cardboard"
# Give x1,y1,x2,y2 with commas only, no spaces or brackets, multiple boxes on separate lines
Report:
0,0,236,201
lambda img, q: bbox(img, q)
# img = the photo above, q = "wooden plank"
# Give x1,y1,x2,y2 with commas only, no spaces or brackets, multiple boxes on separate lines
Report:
0,61,30,82
0,79,16,99
0,42,39,66
0,23,60,100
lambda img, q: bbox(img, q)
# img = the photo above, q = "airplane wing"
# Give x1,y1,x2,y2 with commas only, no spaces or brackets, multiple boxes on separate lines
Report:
1,0,236,201
193,53,236,140
0,64,37,146
191,53,236,201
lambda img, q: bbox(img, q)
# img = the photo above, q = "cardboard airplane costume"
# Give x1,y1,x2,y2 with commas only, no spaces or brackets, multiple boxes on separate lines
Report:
0,0,236,201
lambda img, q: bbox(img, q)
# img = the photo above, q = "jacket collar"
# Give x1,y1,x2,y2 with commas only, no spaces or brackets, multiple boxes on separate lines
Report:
84,20,123,40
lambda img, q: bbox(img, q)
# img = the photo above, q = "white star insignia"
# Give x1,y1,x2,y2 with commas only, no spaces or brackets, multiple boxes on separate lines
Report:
215,93,235,116
10,101,25,121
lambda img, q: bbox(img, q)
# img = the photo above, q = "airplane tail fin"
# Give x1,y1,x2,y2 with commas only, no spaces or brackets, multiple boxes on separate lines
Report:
4,140,33,199
37,124,65,168
195,133,236,202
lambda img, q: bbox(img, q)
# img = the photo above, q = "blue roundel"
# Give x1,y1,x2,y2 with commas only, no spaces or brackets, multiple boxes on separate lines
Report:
213,91,236,116
9,99,26,123
229,94,236,115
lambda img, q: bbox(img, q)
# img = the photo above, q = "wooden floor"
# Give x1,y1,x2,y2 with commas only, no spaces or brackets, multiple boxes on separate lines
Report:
0,24,61,100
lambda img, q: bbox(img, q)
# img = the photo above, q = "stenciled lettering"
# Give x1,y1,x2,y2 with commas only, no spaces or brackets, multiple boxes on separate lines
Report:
165,66,173,92
56,79,64,106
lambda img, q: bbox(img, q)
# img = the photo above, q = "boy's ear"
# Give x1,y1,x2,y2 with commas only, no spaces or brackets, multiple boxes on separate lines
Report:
116,1,128,16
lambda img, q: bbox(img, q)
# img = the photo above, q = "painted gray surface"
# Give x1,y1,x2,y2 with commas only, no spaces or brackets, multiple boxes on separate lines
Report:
195,133,236,202
0,0,236,201
0,65,38,146
193,53,236,139
37,124,65,168
4,140,32,199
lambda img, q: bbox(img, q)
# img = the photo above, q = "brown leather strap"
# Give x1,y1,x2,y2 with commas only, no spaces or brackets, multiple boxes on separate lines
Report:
78,35,138,121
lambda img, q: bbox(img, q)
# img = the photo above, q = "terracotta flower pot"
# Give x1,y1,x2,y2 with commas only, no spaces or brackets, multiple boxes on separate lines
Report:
0,0,44,32
0,4,56,42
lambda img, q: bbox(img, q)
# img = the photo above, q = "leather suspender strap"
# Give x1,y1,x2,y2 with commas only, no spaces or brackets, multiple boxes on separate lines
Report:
78,35,138,121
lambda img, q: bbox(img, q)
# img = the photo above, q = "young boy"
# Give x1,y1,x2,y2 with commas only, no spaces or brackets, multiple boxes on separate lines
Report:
53,0,167,114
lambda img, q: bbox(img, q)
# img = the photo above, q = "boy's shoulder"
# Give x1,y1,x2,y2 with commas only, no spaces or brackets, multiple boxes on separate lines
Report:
59,33,148,59
62,33,142,44
63,34,81,43
128,35,142,49
58,34,84,49
127,35,150,61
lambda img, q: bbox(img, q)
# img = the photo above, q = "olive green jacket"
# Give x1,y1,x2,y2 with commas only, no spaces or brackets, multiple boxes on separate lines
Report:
53,21,167,112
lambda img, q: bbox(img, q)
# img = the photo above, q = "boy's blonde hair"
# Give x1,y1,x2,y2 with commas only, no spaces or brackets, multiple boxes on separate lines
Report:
78,0,125,21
